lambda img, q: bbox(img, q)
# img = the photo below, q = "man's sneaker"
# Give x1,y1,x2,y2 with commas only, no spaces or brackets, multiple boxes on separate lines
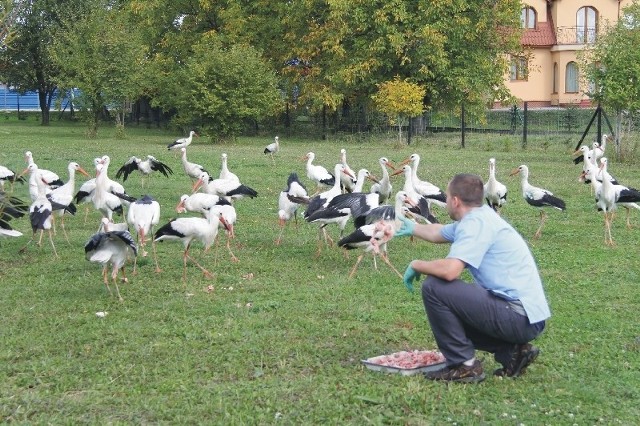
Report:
494,343,540,378
425,360,485,383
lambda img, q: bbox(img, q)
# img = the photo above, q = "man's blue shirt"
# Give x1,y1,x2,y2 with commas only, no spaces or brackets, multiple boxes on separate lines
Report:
440,205,551,323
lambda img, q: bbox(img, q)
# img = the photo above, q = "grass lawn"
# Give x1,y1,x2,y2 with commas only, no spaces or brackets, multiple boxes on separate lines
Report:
1,119,639,424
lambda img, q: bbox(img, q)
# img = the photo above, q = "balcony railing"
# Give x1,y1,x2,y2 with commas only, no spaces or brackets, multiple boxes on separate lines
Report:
555,26,598,45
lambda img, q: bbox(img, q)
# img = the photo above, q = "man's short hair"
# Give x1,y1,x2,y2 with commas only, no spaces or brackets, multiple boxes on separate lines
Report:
448,173,484,206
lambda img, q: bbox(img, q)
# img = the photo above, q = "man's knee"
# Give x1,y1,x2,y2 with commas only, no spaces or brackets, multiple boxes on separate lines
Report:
421,275,445,297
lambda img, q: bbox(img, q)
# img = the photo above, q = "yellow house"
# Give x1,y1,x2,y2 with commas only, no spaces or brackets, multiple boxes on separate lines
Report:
503,0,633,107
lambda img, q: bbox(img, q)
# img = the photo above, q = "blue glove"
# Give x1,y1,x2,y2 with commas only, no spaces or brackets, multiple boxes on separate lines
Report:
395,215,415,237
403,264,421,293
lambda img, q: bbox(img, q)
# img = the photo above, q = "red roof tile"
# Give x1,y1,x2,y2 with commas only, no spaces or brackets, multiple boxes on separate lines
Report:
521,21,556,46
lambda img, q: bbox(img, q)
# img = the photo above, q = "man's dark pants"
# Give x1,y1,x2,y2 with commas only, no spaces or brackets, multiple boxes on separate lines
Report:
421,276,544,367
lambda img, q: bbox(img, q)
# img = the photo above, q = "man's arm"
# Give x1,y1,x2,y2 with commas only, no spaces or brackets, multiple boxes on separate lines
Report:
412,223,449,243
409,257,465,282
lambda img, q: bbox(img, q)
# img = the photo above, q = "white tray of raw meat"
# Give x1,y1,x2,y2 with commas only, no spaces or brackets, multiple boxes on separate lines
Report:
362,350,446,376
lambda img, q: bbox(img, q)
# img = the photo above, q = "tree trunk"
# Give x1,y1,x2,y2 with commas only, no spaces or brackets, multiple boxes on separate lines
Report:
38,90,50,125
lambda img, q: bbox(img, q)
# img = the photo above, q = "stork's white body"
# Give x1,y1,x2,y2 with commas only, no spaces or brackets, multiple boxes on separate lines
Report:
483,158,507,212
181,148,208,181
370,157,393,204
339,148,357,193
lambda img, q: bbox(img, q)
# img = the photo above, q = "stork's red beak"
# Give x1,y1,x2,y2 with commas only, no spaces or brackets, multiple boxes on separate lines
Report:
509,168,520,177
398,157,411,167
18,167,30,178
390,168,404,177
219,215,231,232
385,161,396,171
192,177,204,193
342,168,355,179
77,167,90,178
403,195,418,208
176,199,186,213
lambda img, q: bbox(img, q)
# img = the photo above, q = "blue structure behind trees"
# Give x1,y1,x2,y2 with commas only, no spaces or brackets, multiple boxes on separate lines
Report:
0,84,77,111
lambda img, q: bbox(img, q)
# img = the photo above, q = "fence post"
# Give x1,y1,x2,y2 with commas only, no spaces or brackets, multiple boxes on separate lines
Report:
522,101,528,149
461,102,466,148
596,102,602,148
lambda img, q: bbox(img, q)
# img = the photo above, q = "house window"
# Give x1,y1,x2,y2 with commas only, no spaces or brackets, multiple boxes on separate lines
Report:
576,6,597,43
566,62,579,93
510,56,528,81
520,7,536,29
553,63,558,94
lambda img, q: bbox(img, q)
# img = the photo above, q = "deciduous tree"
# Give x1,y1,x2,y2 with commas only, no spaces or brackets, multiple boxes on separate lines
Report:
50,0,148,137
372,76,425,144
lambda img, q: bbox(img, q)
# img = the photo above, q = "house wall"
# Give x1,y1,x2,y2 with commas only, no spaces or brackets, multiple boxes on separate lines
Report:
503,0,634,108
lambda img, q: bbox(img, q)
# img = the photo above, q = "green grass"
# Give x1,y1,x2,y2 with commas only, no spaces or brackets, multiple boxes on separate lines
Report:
1,120,639,424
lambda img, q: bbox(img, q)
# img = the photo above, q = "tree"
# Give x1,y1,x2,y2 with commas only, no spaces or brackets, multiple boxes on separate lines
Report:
0,0,20,45
0,0,72,125
50,0,148,137
582,0,640,152
281,0,521,121
372,76,425,144
150,33,282,140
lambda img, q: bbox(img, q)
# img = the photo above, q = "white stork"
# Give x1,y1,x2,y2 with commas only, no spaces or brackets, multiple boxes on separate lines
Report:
75,157,133,223
483,158,508,213
390,164,431,211
303,152,335,194
510,164,566,239
299,164,353,256
85,218,138,301
276,172,308,246
92,162,126,224
400,153,446,209
592,159,616,245
47,162,91,241
308,189,380,236
154,208,230,283
593,134,608,161
211,198,238,263
264,136,280,161
167,130,198,151
598,158,640,232
219,153,239,182
19,169,58,257
193,172,257,201
24,151,63,189
339,148,357,193
115,155,173,187
573,135,608,166
20,163,53,202
0,165,26,191
176,193,223,215
352,169,379,193
180,147,210,182
127,194,161,273
369,157,395,204
175,193,237,262
0,192,28,237
337,191,415,278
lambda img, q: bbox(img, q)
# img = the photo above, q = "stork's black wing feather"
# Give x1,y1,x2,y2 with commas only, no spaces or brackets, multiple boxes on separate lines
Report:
115,157,139,181
355,205,394,228
149,158,173,177
286,172,306,193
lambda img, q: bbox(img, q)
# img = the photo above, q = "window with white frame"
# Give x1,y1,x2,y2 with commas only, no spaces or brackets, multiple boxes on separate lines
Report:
520,6,536,29
566,62,579,93
576,6,597,43
510,56,528,81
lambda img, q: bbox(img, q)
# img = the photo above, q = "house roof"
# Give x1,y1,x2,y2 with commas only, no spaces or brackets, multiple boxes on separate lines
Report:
521,21,556,46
